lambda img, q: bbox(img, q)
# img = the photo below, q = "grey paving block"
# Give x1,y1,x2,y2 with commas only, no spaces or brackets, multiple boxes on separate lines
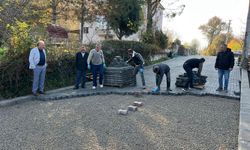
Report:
118,109,128,115
128,105,137,111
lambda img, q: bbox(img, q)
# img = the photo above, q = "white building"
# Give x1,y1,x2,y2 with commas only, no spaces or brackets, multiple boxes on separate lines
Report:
81,3,165,44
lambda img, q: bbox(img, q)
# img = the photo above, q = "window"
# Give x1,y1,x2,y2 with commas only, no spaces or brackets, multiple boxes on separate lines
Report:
83,27,89,33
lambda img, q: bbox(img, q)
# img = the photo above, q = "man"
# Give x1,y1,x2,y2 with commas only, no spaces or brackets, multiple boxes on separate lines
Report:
126,49,146,89
215,44,234,93
152,63,172,93
73,45,89,89
183,57,205,91
29,40,47,96
87,43,106,89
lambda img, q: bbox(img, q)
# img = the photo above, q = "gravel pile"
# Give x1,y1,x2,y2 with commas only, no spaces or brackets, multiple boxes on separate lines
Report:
0,95,239,150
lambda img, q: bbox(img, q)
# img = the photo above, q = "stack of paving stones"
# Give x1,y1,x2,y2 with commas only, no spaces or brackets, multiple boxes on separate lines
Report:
104,56,136,87
118,101,143,115
175,71,207,87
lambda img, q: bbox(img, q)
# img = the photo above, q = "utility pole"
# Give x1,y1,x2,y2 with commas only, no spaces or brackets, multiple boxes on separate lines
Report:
225,20,232,44
241,0,250,69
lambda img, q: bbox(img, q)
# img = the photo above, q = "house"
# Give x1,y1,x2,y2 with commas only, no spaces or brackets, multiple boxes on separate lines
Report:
81,3,165,44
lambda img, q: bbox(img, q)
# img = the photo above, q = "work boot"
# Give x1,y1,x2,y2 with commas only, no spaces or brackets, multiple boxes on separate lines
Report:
216,87,223,92
38,91,45,94
33,93,39,96
167,88,172,92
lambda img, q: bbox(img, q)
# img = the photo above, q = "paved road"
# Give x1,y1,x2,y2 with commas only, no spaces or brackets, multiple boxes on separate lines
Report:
0,95,239,150
39,56,240,101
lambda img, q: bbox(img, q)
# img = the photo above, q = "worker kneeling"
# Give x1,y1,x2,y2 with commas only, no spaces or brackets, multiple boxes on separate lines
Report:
152,64,172,93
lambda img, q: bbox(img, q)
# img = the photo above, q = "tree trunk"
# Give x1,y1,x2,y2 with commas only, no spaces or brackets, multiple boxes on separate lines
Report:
146,0,153,32
242,0,250,69
51,0,57,24
80,1,85,43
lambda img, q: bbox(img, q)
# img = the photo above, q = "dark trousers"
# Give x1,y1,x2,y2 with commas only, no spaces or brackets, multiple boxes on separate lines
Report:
184,65,193,88
91,64,104,87
156,71,171,90
75,69,86,88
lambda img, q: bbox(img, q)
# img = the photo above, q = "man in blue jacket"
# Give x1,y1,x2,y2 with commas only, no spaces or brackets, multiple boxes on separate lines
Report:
74,46,89,89
215,44,235,93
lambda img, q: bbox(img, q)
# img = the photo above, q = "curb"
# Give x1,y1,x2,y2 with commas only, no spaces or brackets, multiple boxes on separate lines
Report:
0,96,33,107
37,90,240,102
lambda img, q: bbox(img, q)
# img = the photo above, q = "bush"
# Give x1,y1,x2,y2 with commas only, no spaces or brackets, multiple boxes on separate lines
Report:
140,31,155,44
155,30,168,49
101,40,161,65
177,45,187,56
0,40,162,99
0,46,77,99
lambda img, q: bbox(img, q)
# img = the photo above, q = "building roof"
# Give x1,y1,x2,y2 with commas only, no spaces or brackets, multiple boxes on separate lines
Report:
47,24,68,38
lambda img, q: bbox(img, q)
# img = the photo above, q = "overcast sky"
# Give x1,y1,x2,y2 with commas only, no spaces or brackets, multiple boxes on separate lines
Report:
161,0,249,48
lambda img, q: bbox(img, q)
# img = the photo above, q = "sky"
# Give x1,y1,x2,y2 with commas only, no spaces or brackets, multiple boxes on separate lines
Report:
161,0,249,49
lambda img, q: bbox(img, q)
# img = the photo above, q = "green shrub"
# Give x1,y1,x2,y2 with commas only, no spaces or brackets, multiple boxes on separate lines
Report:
155,30,168,49
140,31,155,44
101,40,161,65
0,47,77,99
0,40,163,99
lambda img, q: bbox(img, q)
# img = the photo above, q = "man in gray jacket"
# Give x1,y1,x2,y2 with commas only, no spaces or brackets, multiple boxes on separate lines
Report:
87,44,106,89
152,63,172,93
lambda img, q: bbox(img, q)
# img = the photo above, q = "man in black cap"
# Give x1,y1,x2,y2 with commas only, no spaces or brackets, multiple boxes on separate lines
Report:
183,58,205,91
152,63,172,93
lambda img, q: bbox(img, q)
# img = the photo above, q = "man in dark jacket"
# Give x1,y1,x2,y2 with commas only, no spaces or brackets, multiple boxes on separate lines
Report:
73,46,89,89
183,58,205,91
126,49,146,89
152,63,172,93
215,44,234,92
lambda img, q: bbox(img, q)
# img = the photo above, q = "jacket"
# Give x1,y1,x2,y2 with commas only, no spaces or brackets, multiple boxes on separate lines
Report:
29,47,47,69
87,49,105,65
127,51,145,66
76,52,89,71
215,50,234,70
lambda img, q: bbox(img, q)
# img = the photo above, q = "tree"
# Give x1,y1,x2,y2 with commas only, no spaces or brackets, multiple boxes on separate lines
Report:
189,39,200,54
199,16,228,44
145,0,185,32
0,0,49,55
62,0,108,42
227,38,243,52
155,30,168,49
202,34,226,56
106,0,142,40
146,0,160,32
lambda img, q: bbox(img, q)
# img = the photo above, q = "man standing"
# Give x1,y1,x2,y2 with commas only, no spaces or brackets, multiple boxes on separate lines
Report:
87,43,106,89
183,58,205,91
152,63,172,93
29,40,47,96
73,46,89,89
215,44,235,93
126,49,146,89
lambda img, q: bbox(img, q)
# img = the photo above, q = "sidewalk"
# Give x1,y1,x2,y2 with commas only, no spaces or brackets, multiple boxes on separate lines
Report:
238,69,250,150
0,56,240,106
35,56,241,101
